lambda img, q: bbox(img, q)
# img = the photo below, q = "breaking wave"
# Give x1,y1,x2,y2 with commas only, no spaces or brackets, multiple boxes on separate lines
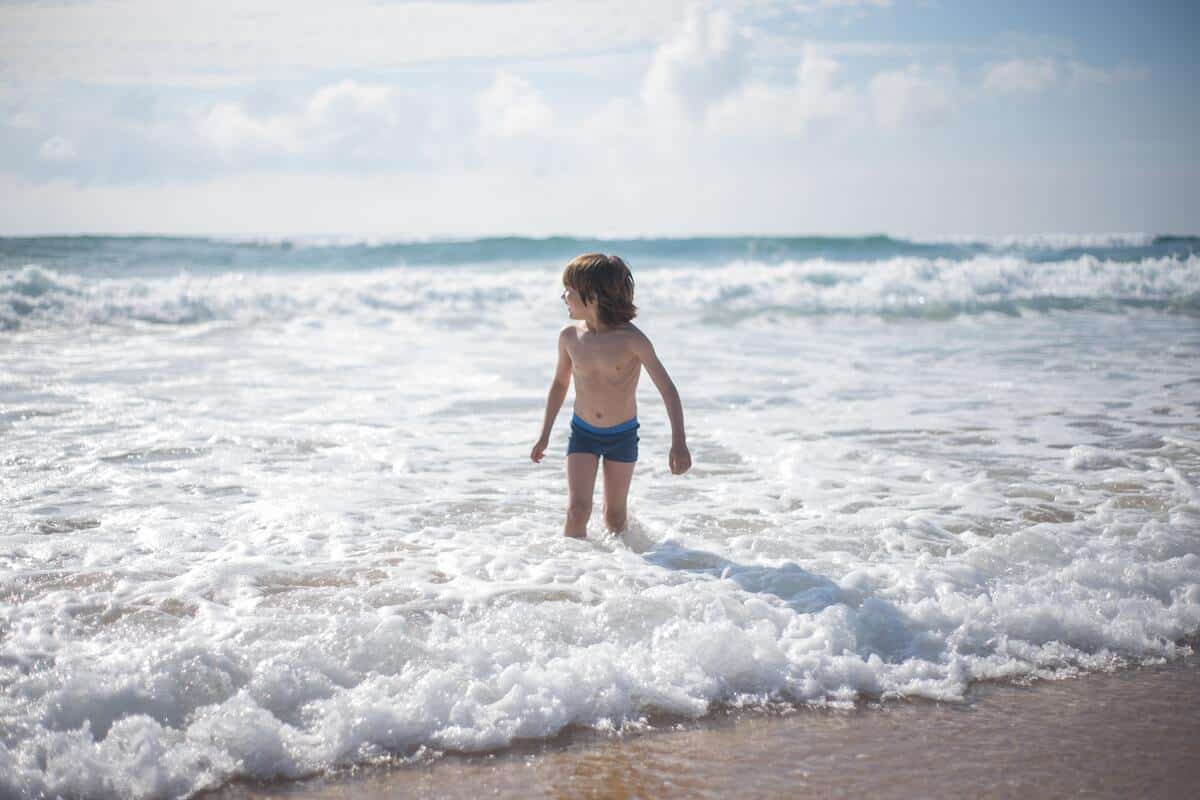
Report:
3,252,1199,332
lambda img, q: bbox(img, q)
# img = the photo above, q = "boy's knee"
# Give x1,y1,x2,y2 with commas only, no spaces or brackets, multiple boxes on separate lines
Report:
566,498,592,520
603,505,627,531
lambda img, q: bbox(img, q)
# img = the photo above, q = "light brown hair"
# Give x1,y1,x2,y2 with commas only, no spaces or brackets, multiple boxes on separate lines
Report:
562,253,637,326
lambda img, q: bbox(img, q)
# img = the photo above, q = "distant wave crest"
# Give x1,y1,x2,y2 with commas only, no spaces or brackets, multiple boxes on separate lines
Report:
3,254,1199,331
657,254,1200,321
3,233,1198,277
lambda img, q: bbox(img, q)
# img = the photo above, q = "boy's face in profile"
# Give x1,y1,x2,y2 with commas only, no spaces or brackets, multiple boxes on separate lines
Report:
561,285,590,320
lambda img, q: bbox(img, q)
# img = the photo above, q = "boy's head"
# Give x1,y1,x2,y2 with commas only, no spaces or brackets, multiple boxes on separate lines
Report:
562,253,637,327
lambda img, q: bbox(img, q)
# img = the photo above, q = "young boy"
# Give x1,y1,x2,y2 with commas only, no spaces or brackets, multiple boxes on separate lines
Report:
530,253,691,538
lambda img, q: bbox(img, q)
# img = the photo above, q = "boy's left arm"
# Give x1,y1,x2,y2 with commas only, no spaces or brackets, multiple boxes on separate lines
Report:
632,333,691,475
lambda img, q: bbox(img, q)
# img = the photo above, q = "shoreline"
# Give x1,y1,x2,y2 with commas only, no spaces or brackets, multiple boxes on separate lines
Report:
207,654,1200,799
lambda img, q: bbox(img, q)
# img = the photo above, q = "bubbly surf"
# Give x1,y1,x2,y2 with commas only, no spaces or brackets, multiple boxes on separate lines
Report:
1,234,1198,798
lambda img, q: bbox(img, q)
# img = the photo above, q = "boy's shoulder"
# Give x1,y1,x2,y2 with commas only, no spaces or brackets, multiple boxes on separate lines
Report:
618,322,650,347
558,322,648,349
558,321,643,336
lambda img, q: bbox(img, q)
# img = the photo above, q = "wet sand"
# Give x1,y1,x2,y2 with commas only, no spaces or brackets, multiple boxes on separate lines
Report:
210,655,1200,799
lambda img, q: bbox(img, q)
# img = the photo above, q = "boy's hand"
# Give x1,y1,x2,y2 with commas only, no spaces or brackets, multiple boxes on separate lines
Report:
531,437,549,463
669,442,691,475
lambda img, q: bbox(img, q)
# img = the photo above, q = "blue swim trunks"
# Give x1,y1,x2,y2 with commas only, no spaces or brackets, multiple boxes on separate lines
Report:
566,414,639,462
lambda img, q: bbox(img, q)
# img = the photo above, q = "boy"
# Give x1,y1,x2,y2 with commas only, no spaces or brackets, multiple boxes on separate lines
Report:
530,253,691,538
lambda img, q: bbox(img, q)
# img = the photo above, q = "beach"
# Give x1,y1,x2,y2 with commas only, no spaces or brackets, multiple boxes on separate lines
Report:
212,654,1200,799
2,235,1198,798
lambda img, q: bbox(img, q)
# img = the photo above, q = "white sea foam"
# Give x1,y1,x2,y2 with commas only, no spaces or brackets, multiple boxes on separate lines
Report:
915,232,1159,249
647,253,1200,317
1,255,1198,798
2,253,1198,331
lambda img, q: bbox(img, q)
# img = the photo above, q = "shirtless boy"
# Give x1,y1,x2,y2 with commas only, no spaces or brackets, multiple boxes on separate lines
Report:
530,253,691,538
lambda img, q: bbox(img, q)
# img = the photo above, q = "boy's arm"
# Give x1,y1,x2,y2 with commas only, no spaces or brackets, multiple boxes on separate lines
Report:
632,332,691,475
531,328,573,463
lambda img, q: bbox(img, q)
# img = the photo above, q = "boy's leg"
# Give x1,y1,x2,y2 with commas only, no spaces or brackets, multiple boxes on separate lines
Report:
601,458,636,533
565,453,600,538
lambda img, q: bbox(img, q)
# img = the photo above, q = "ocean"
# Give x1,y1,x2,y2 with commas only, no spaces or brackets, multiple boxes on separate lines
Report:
2,234,1199,798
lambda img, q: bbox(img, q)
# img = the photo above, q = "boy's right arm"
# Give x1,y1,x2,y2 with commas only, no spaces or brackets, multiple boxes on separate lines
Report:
531,328,573,463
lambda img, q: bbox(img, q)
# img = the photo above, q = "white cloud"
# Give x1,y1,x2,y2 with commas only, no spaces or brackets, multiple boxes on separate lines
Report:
793,0,893,11
0,0,681,89
38,134,77,161
982,57,1058,93
197,80,418,165
7,110,39,129
307,80,393,123
981,57,1148,94
707,46,862,136
301,80,413,158
642,7,750,120
641,10,946,138
869,65,954,129
201,103,301,157
1066,60,1149,88
477,72,554,139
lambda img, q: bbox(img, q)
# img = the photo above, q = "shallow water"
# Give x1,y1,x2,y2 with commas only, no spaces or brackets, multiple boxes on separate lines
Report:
2,237,1199,798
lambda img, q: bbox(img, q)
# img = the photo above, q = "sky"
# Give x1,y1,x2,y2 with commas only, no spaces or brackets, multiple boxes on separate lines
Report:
1,0,1197,238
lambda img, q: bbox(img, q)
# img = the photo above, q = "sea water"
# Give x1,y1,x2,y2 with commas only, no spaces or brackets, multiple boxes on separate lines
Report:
1,234,1198,797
